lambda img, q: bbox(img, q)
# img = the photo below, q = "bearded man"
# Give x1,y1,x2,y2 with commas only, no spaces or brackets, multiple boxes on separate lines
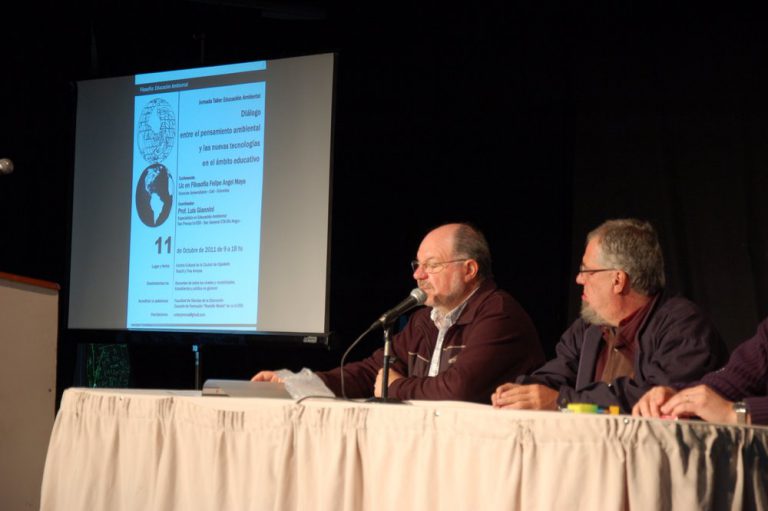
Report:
492,219,727,413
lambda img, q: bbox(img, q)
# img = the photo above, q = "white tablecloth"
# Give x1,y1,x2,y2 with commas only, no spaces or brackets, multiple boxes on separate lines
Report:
40,388,768,510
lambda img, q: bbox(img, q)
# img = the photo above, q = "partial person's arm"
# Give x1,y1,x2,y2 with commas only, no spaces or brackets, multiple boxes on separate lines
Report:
633,384,754,424
634,319,768,425
492,319,585,410
514,319,585,391
658,384,739,423
314,348,395,399
697,318,768,425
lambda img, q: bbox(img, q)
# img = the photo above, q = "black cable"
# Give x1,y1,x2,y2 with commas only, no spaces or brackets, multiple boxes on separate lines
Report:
339,324,377,399
295,395,349,405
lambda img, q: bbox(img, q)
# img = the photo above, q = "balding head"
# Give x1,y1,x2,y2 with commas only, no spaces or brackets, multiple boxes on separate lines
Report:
412,223,489,313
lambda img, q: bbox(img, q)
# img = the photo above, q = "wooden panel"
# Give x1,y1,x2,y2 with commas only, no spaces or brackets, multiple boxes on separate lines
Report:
0,276,59,511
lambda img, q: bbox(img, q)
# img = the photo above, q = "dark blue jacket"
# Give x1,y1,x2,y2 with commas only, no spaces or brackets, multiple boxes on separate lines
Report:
519,295,728,412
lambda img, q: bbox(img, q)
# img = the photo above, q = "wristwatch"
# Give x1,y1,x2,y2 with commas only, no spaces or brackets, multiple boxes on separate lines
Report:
733,401,750,425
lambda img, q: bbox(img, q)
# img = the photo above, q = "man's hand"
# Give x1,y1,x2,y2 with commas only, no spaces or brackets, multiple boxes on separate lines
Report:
632,386,677,418
659,384,737,424
251,370,284,383
374,368,404,398
491,383,558,410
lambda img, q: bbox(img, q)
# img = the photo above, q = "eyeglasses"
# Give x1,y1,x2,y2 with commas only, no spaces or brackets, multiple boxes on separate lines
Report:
411,259,468,274
577,266,617,277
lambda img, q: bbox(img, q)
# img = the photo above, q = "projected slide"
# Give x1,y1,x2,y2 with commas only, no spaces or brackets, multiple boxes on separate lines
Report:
69,53,333,336
127,67,265,330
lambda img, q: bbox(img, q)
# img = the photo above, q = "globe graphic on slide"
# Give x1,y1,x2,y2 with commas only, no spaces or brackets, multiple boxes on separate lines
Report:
135,163,174,227
137,98,176,162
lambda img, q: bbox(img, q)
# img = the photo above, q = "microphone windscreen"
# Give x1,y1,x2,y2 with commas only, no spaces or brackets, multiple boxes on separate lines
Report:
410,288,427,305
0,158,13,175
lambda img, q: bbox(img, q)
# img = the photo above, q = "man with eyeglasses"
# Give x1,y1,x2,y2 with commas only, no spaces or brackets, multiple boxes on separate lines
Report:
253,222,545,403
492,218,727,412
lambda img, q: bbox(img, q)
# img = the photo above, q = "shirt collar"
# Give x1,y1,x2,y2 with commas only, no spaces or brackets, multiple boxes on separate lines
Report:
430,286,479,330
600,294,657,348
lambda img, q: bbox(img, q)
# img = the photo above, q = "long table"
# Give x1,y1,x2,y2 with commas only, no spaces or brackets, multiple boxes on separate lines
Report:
40,388,768,510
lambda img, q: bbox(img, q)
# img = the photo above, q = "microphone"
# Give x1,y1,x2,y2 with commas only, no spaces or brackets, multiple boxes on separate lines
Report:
372,288,427,328
0,158,14,175
339,288,427,399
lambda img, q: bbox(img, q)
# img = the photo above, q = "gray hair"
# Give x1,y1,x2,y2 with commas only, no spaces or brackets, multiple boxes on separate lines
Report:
453,223,493,280
587,219,665,296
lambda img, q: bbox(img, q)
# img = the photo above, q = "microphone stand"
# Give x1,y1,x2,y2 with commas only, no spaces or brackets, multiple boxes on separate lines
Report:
368,322,405,404
381,324,394,401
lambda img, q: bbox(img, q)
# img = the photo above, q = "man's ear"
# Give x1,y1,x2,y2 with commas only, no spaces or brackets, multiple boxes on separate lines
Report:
464,259,479,281
612,270,630,294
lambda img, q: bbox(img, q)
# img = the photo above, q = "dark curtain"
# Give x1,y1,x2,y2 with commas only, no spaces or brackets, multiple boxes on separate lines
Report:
566,9,768,349
3,3,768,389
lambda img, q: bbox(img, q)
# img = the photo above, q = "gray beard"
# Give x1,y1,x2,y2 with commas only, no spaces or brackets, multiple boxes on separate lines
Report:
580,301,609,326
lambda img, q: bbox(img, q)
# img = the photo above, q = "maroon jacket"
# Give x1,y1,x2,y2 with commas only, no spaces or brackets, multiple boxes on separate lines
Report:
519,295,727,412
317,279,544,403
699,317,768,425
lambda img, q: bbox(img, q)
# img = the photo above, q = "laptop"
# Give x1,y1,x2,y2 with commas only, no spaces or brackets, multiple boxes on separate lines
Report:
202,379,292,399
